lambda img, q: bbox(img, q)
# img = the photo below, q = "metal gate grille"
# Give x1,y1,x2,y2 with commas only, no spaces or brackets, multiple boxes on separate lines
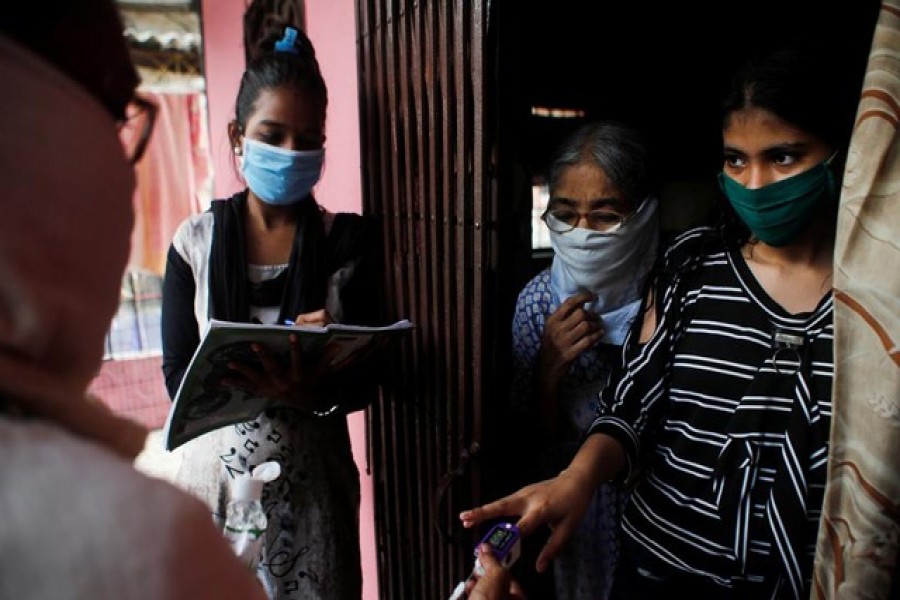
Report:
356,0,491,597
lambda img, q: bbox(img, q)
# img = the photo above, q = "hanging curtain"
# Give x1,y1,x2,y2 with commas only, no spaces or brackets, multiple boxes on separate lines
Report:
90,90,213,428
813,4,900,598
129,90,213,276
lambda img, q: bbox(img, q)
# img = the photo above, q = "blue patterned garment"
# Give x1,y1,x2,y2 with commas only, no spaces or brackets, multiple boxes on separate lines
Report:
511,268,627,600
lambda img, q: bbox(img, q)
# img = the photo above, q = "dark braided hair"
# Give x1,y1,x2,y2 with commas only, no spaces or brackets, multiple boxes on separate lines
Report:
242,1,304,65
234,22,328,132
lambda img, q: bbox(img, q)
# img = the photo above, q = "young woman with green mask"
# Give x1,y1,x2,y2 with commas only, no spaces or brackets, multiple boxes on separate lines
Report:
459,46,861,599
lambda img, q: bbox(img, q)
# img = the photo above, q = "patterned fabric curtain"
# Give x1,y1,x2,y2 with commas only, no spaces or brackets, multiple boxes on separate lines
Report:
129,91,213,275
91,90,214,429
813,4,900,598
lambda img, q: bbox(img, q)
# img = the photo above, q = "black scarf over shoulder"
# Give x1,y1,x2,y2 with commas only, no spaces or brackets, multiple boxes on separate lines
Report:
208,191,370,324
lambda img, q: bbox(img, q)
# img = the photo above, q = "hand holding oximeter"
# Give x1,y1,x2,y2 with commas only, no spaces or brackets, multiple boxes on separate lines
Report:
474,522,521,572
448,522,521,599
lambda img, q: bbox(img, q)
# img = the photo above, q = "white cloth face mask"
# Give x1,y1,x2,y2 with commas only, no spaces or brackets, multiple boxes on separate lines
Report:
549,196,659,344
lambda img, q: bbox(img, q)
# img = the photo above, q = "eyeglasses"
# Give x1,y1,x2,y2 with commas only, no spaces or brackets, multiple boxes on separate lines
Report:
541,198,641,234
116,96,158,165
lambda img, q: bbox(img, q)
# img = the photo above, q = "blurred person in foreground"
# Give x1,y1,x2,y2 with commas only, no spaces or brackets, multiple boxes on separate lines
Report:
0,2,266,598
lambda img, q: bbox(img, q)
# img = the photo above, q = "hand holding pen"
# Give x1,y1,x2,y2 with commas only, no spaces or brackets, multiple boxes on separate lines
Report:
283,309,333,327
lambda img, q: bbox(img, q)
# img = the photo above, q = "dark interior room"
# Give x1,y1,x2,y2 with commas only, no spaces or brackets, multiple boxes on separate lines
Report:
485,4,881,595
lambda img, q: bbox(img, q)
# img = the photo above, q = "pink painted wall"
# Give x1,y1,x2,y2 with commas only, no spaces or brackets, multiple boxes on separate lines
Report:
201,1,378,598
303,3,379,599
200,0,245,198
306,2,365,215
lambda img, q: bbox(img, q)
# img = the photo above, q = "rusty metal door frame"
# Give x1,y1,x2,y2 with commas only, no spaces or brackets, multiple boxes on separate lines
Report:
355,0,501,597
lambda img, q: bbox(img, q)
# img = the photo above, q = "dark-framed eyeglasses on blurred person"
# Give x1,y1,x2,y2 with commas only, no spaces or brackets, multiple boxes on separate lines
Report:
117,95,157,165
541,197,646,234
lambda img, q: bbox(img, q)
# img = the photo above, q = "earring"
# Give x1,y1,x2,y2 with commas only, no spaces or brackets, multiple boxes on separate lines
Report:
234,146,241,155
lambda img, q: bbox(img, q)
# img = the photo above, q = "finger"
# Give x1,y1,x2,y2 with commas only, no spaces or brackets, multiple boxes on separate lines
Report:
554,324,602,360
583,309,601,323
569,319,602,339
295,309,332,327
289,334,303,378
514,508,546,537
459,497,522,529
545,315,583,341
565,330,605,357
226,361,263,386
548,291,596,324
569,309,601,330
556,307,601,337
320,340,343,371
251,343,282,375
557,292,597,315
470,547,510,597
571,307,599,326
535,519,576,573
561,291,596,312
476,543,498,564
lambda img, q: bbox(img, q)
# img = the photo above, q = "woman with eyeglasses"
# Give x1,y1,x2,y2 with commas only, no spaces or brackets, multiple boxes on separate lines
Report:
509,121,659,599
0,1,267,598
161,22,380,600
464,45,862,598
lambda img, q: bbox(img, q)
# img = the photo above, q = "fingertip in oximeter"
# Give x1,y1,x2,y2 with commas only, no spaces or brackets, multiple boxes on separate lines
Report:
475,522,521,570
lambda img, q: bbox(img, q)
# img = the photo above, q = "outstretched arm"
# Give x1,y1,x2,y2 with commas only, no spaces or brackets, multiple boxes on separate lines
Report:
459,433,625,573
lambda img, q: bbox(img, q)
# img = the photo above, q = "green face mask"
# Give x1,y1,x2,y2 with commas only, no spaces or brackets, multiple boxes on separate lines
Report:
718,158,837,247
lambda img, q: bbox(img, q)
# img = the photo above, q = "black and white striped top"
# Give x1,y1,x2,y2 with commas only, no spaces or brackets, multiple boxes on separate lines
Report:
589,227,833,597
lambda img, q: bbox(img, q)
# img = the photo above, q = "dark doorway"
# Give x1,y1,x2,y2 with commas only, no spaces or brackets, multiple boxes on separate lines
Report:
495,2,879,271
356,2,879,598
486,1,879,597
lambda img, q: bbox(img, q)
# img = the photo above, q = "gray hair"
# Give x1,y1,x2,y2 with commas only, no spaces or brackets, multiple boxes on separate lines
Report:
547,121,650,207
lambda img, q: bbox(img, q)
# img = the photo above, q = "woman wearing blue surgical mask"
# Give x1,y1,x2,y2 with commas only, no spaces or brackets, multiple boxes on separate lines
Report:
509,121,658,600
161,23,381,600
463,45,862,599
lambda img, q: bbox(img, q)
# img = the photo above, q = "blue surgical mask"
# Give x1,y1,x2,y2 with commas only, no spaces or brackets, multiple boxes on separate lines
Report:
241,138,325,205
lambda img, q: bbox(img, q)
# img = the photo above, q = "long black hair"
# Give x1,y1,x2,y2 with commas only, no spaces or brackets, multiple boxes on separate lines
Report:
639,44,864,323
711,44,862,250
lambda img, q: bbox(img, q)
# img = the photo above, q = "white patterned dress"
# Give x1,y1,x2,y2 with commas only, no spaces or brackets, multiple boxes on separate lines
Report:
162,208,367,599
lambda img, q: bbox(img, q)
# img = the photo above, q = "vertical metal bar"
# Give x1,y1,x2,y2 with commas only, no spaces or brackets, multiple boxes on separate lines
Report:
378,1,407,596
354,2,390,598
385,3,421,597
362,3,400,596
438,0,458,590
423,1,448,592
412,2,443,592
452,3,471,590
406,6,425,597
357,0,491,596
406,4,439,599
470,0,486,511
